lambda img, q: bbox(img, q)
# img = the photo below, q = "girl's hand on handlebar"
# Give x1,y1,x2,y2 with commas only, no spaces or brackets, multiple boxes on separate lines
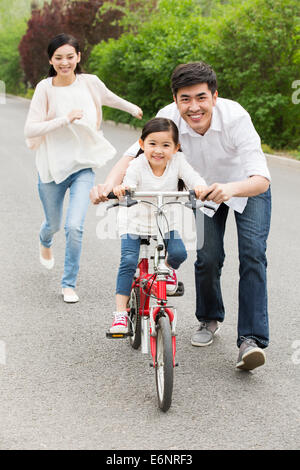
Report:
113,184,128,200
194,185,209,200
67,109,83,123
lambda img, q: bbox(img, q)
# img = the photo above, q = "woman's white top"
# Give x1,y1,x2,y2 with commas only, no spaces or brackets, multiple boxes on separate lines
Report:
24,74,141,184
36,77,116,183
117,152,207,237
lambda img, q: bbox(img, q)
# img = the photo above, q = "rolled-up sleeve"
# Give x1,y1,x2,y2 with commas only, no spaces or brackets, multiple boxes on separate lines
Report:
231,114,271,181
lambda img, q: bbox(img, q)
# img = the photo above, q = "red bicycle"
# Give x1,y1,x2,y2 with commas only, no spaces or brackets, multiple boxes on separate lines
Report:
106,189,215,412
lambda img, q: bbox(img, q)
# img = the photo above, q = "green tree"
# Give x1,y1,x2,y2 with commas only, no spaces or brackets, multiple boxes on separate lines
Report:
212,0,300,148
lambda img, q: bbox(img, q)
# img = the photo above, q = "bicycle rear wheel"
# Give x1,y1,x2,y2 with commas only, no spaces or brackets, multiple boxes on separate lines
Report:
155,315,173,412
128,287,141,349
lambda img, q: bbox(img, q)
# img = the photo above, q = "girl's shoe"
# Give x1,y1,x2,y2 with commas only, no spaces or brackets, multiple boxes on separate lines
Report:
61,288,79,303
110,312,128,334
166,269,178,295
39,244,54,270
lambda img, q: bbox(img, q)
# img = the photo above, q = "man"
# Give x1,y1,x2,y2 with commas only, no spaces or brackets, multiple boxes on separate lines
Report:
90,62,271,371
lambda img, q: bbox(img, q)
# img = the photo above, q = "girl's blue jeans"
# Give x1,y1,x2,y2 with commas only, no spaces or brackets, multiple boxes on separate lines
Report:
116,231,187,296
38,168,95,289
194,187,271,348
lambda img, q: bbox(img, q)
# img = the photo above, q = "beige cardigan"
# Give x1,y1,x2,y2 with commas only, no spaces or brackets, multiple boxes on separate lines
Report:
24,73,140,150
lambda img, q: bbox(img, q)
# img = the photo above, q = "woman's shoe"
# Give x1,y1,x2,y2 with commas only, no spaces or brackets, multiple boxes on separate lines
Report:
61,288,79,303
39,244,54,270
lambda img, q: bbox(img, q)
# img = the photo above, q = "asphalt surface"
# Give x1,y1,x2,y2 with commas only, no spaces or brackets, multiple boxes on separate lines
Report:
0,95,299,450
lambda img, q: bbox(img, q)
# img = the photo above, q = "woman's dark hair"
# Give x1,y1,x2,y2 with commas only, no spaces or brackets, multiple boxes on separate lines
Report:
136,117,186,191
47,33,82,77
171,61,217,97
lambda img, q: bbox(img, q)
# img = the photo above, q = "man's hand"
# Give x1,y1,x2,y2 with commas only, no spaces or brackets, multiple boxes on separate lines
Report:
113,184,127,200
89,183,113,204
200,183,235,204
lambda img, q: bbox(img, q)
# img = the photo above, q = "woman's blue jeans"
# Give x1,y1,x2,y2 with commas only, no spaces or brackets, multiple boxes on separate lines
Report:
116,231,187,296
38,169,95,289
194,188,271,348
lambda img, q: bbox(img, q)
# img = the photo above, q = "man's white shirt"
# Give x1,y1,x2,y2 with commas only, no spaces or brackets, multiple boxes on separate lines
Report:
124,97,271,214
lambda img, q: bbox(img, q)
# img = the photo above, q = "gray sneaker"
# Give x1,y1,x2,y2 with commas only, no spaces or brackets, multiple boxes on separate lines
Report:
236,338,266,371
191,321,220,347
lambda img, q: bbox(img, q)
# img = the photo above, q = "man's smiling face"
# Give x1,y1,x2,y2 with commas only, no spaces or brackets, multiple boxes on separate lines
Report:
174,83,218,135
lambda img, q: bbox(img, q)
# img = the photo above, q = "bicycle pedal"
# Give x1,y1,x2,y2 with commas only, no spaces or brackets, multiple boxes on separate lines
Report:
168,281,185,297
106,332,133,339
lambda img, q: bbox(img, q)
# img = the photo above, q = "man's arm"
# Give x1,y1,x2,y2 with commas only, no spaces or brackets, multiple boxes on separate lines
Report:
200,175,270,204
90,155,134,204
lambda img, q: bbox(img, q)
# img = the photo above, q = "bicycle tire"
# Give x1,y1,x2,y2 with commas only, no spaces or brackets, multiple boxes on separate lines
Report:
128,287,141,349
155,315,174,412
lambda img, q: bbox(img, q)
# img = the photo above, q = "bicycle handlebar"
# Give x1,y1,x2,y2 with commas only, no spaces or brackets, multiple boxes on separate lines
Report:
106,189,217,212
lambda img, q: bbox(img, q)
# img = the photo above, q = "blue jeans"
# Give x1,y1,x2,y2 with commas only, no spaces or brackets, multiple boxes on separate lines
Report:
38,169,95,289
194,188,271,348
116,231,187,296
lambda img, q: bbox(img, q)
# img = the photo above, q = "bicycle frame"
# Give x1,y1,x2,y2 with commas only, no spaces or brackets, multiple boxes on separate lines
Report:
127,190,192,368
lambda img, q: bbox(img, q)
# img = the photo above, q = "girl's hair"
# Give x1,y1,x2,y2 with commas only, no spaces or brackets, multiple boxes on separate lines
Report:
47,33,82,77
136,117,185,191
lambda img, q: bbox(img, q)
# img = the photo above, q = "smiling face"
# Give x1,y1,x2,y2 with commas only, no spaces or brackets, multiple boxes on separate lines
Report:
139,130,180,174
174,83,218,135
49,44,80,79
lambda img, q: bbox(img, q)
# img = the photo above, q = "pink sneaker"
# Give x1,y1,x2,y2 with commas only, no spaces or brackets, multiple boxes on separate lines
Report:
110,312,128,333
166,269,178,295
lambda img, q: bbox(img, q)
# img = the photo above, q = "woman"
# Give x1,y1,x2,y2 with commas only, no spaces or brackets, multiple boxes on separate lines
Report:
24,33,143,303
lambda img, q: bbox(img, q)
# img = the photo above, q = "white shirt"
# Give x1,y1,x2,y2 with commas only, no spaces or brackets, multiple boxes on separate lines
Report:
125,98,271,214
118,152,206,236
36,77,116,183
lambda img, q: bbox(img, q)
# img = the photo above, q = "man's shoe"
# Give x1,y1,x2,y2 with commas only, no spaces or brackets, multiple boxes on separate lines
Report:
236,338,266,371
191,320,220,347
110,312,128,334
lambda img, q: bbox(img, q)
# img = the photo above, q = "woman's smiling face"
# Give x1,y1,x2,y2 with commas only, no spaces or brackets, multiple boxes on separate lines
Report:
49,44,80,78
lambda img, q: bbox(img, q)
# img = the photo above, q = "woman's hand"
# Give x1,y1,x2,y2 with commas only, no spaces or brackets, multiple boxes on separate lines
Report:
67,109,83,123
113,184,127,200
90,183,113,204
134,107,143,120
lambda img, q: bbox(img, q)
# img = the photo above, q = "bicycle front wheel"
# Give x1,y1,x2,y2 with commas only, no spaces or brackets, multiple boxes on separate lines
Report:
155,315,173,412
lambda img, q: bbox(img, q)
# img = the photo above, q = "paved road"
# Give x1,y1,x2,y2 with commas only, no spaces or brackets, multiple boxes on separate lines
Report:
0,96,299,450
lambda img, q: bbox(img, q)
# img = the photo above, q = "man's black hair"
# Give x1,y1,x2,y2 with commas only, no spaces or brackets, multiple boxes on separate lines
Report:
171,61,217,97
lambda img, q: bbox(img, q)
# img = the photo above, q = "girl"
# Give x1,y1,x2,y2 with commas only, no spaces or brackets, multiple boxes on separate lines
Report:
110,117,208,333
24,33,142,303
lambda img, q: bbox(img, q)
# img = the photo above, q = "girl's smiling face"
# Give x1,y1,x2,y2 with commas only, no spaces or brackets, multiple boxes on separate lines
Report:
49,44,80,79
139,131,180,174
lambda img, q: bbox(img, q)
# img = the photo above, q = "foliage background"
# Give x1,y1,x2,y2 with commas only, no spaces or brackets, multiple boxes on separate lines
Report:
0,0,299,150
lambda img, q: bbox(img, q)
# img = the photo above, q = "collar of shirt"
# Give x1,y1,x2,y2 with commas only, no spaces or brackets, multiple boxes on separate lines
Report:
179,107,222,138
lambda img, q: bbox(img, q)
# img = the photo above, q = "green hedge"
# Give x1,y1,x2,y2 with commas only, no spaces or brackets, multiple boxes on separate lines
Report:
88,0,300,149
